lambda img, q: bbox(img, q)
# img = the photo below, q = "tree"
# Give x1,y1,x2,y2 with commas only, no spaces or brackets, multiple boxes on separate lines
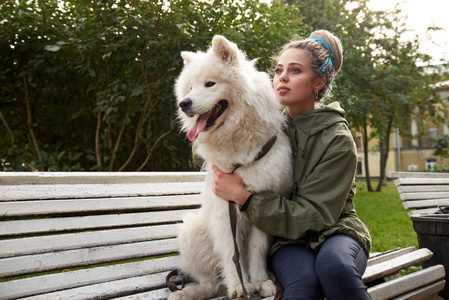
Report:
433,135,449,172
365,10,446,190
434,135,449,159
0,0,307,171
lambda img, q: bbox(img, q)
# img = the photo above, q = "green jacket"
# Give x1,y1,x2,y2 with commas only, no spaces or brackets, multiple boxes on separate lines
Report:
247,102,371,256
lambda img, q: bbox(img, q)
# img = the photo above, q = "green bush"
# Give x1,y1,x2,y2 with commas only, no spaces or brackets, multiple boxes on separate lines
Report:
0,0,306,171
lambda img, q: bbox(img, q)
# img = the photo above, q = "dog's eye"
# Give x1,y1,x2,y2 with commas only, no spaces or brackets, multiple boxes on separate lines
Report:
205,81,216,88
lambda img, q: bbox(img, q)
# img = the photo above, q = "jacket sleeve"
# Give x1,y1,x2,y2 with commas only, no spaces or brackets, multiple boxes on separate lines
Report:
246,134,357,240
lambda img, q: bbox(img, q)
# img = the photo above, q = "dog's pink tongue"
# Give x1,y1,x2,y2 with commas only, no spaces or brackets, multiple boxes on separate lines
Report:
187,113,210,142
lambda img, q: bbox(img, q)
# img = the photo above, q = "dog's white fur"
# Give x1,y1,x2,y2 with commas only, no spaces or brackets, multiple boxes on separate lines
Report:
170,36,292,300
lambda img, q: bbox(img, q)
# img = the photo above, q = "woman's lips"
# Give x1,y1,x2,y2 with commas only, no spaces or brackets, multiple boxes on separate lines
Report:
277,86,290,95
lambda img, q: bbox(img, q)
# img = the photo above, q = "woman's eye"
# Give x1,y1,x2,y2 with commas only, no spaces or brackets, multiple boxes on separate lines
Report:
205,81,216,88
291,68,301,74
275,68,283,74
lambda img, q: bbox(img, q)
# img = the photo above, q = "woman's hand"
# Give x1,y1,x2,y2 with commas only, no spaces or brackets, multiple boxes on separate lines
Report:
212,165,251,205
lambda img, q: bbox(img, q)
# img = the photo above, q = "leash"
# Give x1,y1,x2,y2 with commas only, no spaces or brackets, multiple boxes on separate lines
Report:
228,135,277,300
166,269,187,292
229,200,284,300
229,201,251,300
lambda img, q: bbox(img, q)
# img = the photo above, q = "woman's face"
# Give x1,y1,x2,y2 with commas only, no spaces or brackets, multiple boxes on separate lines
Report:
273,48,323,118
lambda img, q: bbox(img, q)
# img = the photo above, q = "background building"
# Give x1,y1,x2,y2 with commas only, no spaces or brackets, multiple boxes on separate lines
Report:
354,80,449,178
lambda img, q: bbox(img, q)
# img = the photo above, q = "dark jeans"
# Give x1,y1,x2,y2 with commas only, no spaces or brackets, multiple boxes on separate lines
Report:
270,234,371,300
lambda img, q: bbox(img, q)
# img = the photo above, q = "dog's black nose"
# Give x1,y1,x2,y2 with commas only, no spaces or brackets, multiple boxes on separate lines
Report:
179,98,193,112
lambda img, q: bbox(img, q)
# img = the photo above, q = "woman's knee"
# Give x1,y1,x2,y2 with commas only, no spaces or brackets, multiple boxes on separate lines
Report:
270,245,323,299
316,252,355,283
316,235,367,278
315,235,371,300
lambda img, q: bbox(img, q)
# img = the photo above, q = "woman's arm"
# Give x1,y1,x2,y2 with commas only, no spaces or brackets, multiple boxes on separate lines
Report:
248,144,357,240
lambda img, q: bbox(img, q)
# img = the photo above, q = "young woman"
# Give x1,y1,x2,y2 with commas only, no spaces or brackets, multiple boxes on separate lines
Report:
212,30,372,300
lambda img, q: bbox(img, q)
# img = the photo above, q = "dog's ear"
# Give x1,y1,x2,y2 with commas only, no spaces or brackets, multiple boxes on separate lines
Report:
212,35,238,65
181,51,193,64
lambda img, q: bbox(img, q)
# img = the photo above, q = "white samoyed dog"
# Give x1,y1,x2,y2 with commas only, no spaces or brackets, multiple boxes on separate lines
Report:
170,35,292,300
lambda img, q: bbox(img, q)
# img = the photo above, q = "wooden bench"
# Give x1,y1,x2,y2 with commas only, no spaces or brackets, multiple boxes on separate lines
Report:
0,172,446,299
388,171,449,299
388,171,449,217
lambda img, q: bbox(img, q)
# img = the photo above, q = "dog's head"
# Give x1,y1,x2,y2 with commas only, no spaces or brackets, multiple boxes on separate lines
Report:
175,35,255,142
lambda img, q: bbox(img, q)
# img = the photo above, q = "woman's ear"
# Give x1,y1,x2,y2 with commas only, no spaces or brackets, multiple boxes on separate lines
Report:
315,77,326,92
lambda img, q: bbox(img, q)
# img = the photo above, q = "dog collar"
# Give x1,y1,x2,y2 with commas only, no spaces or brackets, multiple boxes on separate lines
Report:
231,135,277,173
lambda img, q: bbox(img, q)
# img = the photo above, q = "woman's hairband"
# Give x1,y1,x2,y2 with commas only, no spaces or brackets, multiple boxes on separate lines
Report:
309,34,335,73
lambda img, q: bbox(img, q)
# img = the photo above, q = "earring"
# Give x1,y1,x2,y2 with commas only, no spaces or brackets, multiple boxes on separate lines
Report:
315,90,320,100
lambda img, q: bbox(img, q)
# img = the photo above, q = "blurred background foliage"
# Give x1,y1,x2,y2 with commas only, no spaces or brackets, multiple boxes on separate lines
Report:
0,0,447,171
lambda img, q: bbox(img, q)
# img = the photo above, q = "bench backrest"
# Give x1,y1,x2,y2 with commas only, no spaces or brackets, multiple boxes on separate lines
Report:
388,172,449,216
0,172,205,299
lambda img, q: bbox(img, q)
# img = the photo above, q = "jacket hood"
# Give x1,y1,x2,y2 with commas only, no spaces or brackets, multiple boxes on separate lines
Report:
289,101,348,137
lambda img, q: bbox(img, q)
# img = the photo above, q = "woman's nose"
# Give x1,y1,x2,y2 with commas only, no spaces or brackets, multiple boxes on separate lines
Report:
279,71,288,82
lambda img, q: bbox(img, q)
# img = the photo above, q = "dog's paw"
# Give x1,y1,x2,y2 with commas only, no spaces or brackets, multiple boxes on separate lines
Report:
167,291,194,300
254,279,277,297
230,282,256,299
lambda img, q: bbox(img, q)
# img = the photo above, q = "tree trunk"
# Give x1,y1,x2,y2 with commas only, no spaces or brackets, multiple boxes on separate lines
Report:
109,105,130,171
95,110,102,168
136,129,171,171
376,117,394,191
23,74,42,164
362,122,373,191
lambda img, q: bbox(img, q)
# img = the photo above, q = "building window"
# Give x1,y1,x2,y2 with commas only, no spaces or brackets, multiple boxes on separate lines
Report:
357,161,363,175
407,164,418,171
429,127,438,140
425,158,437,171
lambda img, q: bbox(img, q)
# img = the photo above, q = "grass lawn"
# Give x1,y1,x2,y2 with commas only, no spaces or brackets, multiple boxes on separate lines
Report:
353,180,419,253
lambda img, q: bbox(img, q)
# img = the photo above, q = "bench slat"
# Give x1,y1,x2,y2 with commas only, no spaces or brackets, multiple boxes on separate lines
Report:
20,272,170,300
388,172,449,179
0,209,197,236
367,246,416,267
0,238,179,278
0,171,207,185
369,247,401,259
399,192,449,201
392,279,446,300
367,265,446,300
0,224,179,258
0,182,204,201
115,288,174,300
408,208,441,217
0,194,201,217
397,185,449,193
362,248,433,283
0,256,181,300
394,178,449,185
403,199,449,209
